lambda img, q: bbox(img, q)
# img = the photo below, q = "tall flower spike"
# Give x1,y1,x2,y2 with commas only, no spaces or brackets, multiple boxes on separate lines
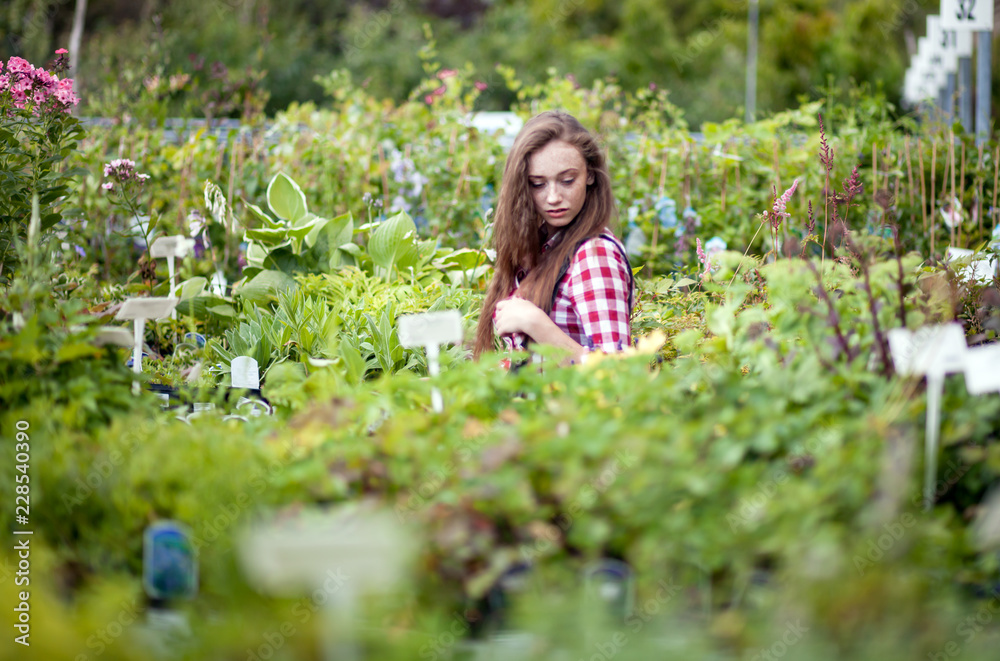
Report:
769,178,800,229
696,237,712,280
818,112,834,172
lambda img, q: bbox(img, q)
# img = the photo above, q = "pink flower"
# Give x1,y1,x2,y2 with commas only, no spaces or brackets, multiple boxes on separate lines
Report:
437,69,457,79
474,81,487,92
55,48,68,55
102,182,114,190
103,159,147,186
768,178,799,229
424,94,434,105
53,78,78,108
433,85,446,97
696,238,712,280
7,57,34,74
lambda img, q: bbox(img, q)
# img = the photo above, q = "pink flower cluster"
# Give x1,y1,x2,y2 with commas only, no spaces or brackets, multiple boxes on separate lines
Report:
0,52,79,114
102,159,150,191
696,237,712,280
766,178,799,229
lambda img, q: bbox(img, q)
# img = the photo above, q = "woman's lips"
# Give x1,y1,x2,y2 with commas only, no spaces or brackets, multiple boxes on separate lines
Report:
547,208,568,218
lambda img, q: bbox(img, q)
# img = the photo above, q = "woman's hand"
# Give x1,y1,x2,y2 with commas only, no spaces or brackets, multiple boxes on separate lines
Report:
494,296,546,337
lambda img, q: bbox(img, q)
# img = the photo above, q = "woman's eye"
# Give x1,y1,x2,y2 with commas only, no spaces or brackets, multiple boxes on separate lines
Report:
562,179,575,186
530,182,545,189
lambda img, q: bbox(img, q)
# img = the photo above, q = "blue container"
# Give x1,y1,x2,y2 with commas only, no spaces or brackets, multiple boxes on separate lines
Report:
143,521,197,600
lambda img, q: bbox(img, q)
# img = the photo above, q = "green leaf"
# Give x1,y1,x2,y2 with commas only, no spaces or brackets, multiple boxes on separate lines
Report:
245,226,289,244
437,248,484,271
310,213,355,269
339,243,362,257
177,276,207,300
244,200,282,228
235,269,298,305
368,210,419,277
207,304,236,318
245,242,269,269
267,172,308,223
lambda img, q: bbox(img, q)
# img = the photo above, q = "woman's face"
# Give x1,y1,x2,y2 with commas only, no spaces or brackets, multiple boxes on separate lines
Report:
528,139,593,232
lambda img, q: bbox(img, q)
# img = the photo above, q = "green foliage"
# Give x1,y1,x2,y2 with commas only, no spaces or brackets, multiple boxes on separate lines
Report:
0,235,140,429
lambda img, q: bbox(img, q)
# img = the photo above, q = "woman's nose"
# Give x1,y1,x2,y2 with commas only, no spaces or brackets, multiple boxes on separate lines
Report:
545,184,561,204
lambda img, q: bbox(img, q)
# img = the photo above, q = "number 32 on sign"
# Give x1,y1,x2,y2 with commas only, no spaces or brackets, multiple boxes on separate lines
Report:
940,0,994,31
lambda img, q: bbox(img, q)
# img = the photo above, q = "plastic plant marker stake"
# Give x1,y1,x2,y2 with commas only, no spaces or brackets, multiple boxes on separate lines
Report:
398,311,462,413
151,236,193,320
925,371,945,511
133,319,143,395
426,343,443,413
886,324,968,511
167,256,176,319
237,506,416,661
115,297,180,395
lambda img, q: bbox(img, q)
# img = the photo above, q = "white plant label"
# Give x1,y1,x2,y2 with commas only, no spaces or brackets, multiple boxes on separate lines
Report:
889,323,970,510
888,323,967,377
115,297,179,394
964,344,1000,394
115,297,180,321
150,236,195,318
231,356,260,390
398,310,463,413
150,235,195,259
397,310,463,348
941,0,994,31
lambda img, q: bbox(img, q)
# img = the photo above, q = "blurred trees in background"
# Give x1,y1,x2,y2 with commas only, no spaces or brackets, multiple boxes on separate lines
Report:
0,0,980,126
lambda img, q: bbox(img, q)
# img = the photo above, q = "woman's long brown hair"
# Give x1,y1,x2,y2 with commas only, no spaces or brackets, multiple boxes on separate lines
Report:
473,110,617,358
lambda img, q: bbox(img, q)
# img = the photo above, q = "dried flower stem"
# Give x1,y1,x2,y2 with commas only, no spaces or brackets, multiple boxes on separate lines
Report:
960,140,967,246
917,139,927,234
977,143,984,241
931,139,937,257
949,130,957,247
885,144,892,191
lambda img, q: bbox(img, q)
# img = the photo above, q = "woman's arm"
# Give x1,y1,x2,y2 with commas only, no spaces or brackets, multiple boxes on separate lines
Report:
494,297,586,362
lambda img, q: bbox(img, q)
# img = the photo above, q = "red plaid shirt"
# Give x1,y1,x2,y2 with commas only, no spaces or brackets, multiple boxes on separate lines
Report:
500,229,633,355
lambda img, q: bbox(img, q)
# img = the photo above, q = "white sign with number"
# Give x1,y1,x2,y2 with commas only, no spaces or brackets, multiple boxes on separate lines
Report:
931,14,975,60
917,38,946,92
941,0,994,31
928,16,959,72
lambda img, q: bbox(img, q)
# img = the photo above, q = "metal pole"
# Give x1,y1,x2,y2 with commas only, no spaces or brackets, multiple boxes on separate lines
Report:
745,0,758,123
945,72,957,124
959,56,973,134
976,30,992,146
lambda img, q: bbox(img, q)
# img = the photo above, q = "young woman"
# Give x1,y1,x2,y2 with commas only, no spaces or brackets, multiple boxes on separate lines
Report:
473,110,634,363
